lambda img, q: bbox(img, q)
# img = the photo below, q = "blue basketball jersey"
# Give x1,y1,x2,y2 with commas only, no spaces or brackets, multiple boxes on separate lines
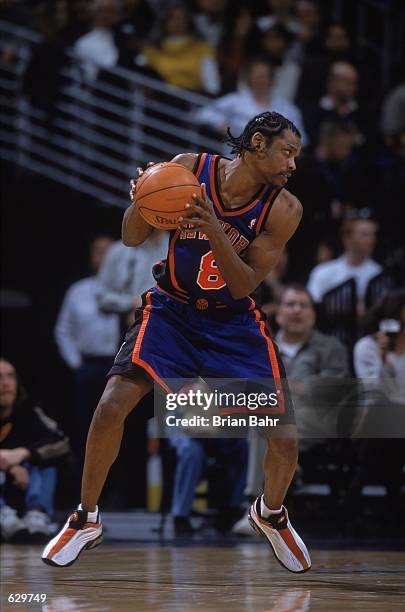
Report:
157,153,280,314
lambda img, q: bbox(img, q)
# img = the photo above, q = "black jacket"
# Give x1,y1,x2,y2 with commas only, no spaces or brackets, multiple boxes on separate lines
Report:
0,401,70,466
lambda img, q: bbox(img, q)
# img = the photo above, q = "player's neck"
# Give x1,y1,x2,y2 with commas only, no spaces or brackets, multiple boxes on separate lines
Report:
218,157,264,206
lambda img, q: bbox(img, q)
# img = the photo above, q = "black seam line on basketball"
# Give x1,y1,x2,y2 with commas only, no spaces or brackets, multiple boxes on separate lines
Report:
136,163,180,191
136,183,200,202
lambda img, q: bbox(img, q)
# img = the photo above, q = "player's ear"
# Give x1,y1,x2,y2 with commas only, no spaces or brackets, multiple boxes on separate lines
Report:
251,131,267,155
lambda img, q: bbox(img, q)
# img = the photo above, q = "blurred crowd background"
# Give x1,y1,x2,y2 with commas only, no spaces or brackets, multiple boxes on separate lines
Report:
1,0,404,543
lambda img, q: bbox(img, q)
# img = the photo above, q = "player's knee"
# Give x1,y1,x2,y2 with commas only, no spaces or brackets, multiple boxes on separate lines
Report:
94,397,126,429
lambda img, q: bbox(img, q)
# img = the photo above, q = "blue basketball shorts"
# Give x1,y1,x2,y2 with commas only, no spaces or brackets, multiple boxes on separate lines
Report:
108,287,295,423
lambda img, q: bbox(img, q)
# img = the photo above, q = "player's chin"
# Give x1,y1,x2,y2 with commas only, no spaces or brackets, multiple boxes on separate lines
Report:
271,174,289,187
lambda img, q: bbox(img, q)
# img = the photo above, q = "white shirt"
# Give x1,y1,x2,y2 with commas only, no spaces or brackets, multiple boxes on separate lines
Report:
277,337,303,359
55,277,120,369
96,232,169,313
73,28,118,80
354,335,405,405
307,255,382,302
194,86,308,147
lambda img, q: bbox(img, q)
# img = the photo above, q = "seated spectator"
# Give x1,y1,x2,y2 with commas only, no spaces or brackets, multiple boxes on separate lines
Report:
305,61,366,145
258,23,301,101
142,3,220,95
275,284,350,441
72,0,120,80
171,436,247,535
54,236,119,462
194,57,307,148
0,359,70,542
353,289,405,436
307,217,382,312
233,284,349,535
342,291,405,523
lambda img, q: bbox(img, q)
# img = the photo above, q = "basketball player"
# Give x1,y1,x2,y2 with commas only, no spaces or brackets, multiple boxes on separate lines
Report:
42,112,311,573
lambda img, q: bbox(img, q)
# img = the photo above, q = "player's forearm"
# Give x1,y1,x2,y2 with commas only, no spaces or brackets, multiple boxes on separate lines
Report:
122,203,153,246
208,226,257,299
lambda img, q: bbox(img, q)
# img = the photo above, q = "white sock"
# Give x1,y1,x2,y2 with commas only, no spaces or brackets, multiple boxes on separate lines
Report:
78,504,98,523
260,496,282,518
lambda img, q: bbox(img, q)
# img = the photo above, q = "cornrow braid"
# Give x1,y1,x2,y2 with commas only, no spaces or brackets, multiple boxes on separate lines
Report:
224,111,301,156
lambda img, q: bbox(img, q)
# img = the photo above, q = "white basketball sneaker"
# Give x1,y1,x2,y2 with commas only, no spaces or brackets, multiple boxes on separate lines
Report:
42,508,102,567
248,496,311,573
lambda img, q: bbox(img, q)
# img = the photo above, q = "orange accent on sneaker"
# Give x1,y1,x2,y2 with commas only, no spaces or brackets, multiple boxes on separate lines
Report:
46,528,77,559
278,528,309,570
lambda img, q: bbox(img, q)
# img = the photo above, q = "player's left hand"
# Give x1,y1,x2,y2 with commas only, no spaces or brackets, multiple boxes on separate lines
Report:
179,183,220,236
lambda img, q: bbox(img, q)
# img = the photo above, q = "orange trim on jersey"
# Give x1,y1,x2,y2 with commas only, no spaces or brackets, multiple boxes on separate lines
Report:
194,153,206,180
255,188,280,235
168,229,188,296
209,156,268,217
253,308,285,413
156,284,189,304
131,291,171,393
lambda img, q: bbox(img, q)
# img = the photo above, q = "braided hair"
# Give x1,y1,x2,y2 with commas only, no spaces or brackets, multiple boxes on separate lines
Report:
225,111,301,156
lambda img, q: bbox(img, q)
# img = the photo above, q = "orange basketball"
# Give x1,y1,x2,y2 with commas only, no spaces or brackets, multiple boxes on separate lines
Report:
135,162,202,229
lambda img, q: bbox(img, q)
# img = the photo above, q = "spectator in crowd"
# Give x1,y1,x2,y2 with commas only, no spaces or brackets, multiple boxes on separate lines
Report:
258,23,300,100
343,291,405,527
171,435,247,536
192,0,229,48
142,3,220,95
305,61,364,145
55,236,118,462
96,229,168,319
353,289,405,436
0,359,70,542
288,120,369,275
256,0,298,35
307,217,382,312
194,57,307,148
233,284,349,535
72,0,120,80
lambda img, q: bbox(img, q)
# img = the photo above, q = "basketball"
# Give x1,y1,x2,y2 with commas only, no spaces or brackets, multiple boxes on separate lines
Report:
136,162,202,229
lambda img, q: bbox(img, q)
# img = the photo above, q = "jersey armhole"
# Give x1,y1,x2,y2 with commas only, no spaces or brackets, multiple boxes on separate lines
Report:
192,153,202,175
255,188,282,235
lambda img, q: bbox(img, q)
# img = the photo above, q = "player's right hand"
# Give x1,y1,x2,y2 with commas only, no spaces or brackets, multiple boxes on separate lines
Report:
130,161,155,203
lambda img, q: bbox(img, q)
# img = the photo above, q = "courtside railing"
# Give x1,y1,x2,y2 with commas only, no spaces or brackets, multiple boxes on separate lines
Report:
0,20,222,208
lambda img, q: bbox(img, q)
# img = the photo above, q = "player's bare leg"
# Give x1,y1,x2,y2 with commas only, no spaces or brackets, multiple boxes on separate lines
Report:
42,374,152,567
263,428,298,509
249,426,311,572
82,375,152,511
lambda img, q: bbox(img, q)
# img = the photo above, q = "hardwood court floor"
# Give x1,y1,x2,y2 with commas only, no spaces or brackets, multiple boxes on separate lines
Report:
1,544,405,611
